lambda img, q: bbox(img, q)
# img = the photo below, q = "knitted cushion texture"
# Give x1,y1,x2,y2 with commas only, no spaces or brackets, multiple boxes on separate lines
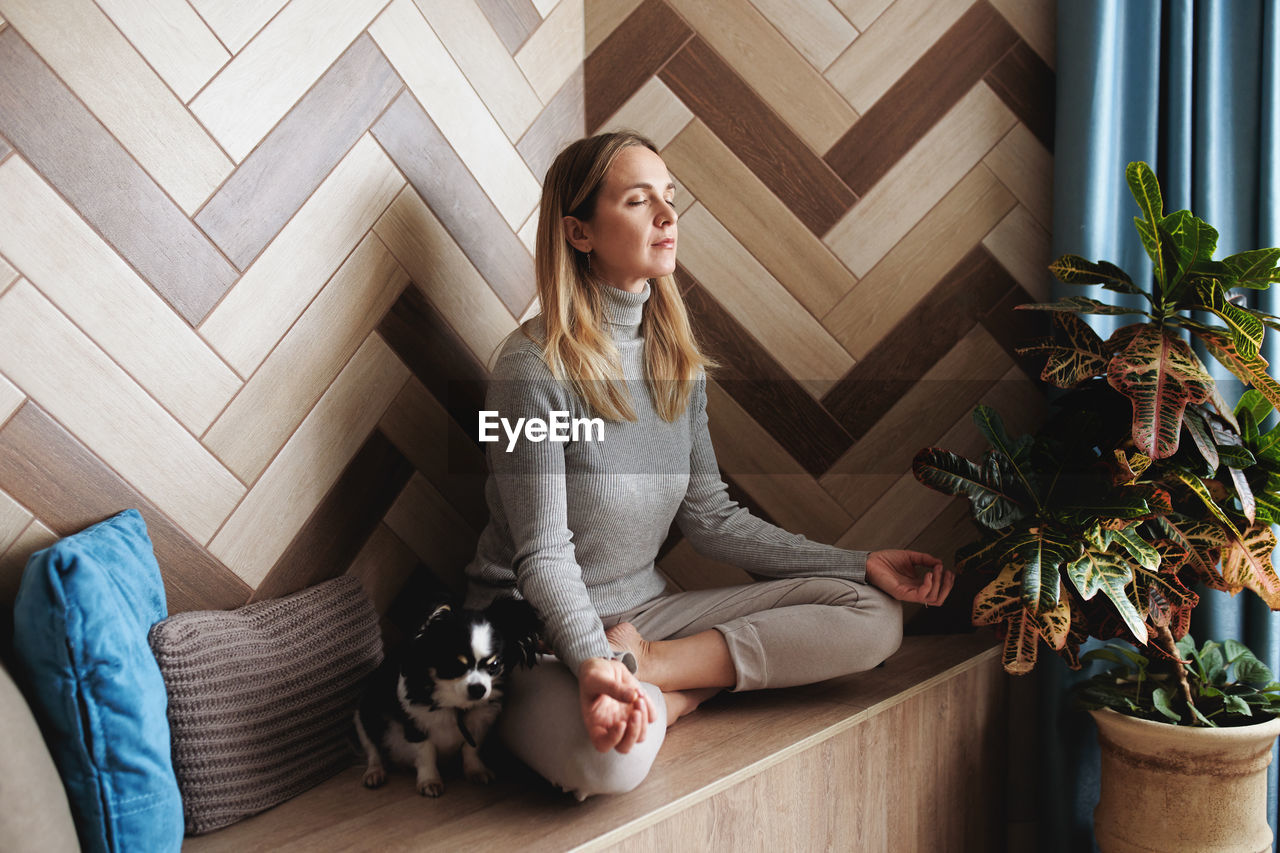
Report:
148,575,382,834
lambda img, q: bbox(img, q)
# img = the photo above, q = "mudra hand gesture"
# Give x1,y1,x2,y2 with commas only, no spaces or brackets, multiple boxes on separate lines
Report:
865,549,955,606
577,657,657,753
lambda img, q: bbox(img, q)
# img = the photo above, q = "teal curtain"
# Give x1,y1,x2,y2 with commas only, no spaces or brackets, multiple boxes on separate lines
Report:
1051,1,1280,850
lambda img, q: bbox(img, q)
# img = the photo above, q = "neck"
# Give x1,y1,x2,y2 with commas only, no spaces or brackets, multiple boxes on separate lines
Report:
600,280,650,342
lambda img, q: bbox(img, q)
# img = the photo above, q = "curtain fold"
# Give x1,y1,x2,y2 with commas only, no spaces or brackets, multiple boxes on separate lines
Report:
1050,2,1280,850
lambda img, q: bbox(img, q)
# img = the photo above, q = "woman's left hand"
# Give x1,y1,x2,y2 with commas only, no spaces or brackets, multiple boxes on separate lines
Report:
865,549,955,606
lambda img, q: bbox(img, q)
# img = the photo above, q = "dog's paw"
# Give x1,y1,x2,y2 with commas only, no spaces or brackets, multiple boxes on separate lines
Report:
466,766,496,785
362,767,386,789
417,778,445,798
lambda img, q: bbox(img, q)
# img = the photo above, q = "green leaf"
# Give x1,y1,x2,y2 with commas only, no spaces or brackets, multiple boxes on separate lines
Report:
1234,651,1275,685
1127,162,1167,286
1189,278,1266,361
1176,632,1197,657
1081,644,1149,671
1222,247,1280,290
1018,296,1151,317
912,448,1024,530
1152,686,1181,721
1224,638,1251,663
1236,389,1273,430
1200,641,1226,683
1048,255,1144,296
1160,210,1219,303
1224,694,1253,716
1112,526,1161,571
1218,445,1258,469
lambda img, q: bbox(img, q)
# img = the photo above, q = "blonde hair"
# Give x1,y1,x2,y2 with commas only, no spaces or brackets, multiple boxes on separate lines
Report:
511,130,716,422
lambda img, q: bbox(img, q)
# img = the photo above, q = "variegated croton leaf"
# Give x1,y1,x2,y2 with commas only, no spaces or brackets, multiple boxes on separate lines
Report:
1195,327,1280,414
1016,312,1109,389
1018,296,1150,317
1002,526,1080,610
1000,608,1041,675
1048,254,1143,295
1058,604,1093,669
1108,448,1153,486
1222,246,1280,290
1154,513,1231,590
1221,523,1280,608
1106,325,1212,458
912,448,1025,531
1182,406,1219,470
1065,547,1149,645
1189,277,1265,361
1029,583,1072,650
1173,470,1241,536
972,558,1023,627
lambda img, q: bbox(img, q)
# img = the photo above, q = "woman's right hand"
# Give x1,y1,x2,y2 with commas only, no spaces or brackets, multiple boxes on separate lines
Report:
577,657,657,753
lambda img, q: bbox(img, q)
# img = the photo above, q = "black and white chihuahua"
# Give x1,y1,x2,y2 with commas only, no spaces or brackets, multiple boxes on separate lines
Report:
354,597,541,797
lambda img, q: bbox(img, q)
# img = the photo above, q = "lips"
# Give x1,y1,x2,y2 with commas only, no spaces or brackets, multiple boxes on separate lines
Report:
652,238,676,248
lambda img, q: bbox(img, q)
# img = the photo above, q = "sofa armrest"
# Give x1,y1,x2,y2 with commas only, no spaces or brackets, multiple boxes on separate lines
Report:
0,662,80,852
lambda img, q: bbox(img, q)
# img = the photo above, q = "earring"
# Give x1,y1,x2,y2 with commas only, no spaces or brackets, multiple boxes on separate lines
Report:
586,250,592,273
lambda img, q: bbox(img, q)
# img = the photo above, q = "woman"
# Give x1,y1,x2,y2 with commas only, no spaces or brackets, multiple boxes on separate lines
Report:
463,131,956,799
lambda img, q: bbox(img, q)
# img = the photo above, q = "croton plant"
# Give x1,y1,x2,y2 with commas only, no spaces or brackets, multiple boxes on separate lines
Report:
913,161,1280,677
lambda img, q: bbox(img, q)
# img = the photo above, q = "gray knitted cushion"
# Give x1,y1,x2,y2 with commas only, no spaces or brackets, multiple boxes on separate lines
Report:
148,575,383,835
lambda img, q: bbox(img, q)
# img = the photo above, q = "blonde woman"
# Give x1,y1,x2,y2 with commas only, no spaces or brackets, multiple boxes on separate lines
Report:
463,131,955,799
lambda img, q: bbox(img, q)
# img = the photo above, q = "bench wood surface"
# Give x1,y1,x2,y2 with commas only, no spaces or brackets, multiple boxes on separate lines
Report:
185,632,1007,852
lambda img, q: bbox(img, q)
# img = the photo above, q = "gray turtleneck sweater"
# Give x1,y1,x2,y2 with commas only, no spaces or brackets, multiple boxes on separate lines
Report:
463,281,869,676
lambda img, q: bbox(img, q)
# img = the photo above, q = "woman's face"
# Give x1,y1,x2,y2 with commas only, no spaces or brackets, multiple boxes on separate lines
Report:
565,145,678,293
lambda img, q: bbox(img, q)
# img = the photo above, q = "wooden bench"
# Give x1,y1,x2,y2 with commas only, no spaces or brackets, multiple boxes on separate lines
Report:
184,632,1019,851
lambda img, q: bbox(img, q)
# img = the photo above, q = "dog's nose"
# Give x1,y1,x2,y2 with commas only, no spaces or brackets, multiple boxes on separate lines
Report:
468,683,487,700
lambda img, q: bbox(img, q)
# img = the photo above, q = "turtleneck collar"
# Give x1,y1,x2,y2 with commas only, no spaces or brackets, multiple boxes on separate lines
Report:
601,280,650,342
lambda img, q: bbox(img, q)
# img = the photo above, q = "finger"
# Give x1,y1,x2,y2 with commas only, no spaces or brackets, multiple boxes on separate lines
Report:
928,565,944,604
632,697,647,745
939,569,957,603
910,550,944,568
617,705,642,754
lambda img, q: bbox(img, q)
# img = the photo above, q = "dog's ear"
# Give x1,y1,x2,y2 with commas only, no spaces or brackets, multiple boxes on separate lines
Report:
414,600,455,638
484,598,542,670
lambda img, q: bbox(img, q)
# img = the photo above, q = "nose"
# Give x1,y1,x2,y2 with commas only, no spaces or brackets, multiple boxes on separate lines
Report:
657,198,676,227
467,683,487,700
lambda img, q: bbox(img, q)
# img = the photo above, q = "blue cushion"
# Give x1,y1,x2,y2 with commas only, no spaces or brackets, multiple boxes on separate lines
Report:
12,509,184,853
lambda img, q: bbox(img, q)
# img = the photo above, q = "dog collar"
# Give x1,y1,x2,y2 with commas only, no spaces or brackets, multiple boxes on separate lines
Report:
455,708,477,748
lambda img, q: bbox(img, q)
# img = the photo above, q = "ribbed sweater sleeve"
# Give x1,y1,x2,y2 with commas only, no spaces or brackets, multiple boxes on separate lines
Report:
486,349,613,676
675,375,870,583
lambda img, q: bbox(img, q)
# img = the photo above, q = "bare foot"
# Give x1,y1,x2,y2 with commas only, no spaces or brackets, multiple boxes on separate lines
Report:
605,622,656,682
662,687,720,726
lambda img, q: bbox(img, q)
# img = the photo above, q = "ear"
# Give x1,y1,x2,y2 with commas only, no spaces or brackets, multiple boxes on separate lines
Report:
484,598,543,671
562,215,592,254
414,601,454,638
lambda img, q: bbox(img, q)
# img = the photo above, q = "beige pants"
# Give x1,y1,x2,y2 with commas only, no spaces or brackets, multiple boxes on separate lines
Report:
496,576,903,800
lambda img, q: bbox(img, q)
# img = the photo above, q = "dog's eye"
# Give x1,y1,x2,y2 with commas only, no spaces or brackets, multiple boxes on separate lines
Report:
487,660,501,674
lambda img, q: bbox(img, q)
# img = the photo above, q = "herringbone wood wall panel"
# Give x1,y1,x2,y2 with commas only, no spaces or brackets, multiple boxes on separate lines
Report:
0,0,1052,644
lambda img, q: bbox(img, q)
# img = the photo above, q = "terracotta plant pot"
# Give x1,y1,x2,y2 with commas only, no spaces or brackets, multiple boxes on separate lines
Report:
1090,707,1280,852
